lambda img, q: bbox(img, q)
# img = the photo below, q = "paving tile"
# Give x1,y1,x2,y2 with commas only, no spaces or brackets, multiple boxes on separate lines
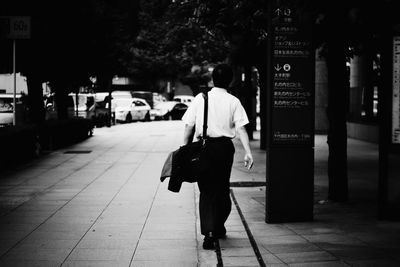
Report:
83,229,141,240
67,248,133,261
0,259,62,267
303,234,366,246
288,261,348,267
24,231,85,241
260,242,322,254
133,248,197,261
290,226,345,235
252,227,296,237
136,239,197,250
48,216,97,224
221,247,255,257
142,223,193,232
36,222,92,233
130,261,198,267
222,256,260,266
2,248,72,261
0,230,30,240
16,239,79,250
328,246,390,261
275,251,338,264
0,214,49,224
256,235,308,245
198,247,218,266
346,259,400,267
261,253,284,264
219,238,252,248
63,260,131,267
76,238,138,249
140,230,195,240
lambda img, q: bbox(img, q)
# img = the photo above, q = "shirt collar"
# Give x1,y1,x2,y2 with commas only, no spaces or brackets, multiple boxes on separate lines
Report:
211,87,227,93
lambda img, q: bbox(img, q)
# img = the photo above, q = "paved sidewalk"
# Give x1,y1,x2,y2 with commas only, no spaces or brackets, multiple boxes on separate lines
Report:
0,121,399,266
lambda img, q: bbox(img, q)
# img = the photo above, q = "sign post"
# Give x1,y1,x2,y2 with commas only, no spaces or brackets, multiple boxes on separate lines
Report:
13,39,16,125
266,1,315,222
0,16,31,125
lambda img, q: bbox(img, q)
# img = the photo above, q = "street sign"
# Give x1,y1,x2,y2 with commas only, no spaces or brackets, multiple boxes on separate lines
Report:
392,36,400,144
0,16,31,39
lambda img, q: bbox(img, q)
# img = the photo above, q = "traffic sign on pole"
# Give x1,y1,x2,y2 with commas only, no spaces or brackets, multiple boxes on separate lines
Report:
0,16,31,126
0,16,31,39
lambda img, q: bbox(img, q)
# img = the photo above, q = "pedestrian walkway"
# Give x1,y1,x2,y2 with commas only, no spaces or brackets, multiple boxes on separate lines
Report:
0,121,399,266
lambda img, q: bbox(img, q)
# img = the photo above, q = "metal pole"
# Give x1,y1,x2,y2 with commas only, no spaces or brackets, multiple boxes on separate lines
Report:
13,39,16,126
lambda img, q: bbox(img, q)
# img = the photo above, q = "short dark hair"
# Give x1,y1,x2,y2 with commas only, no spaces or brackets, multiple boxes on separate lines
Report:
212,64,233,88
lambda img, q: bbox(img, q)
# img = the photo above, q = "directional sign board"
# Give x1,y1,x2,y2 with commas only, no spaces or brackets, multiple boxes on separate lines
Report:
266,0,314,223
0,16,31,39
392,36,400,144
270,5,314,146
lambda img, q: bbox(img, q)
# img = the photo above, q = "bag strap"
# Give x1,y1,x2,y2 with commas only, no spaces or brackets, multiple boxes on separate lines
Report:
202,92,208,140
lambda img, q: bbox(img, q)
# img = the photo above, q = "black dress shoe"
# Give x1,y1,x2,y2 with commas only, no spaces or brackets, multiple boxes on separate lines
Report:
213,226,226,239
202,233,215,250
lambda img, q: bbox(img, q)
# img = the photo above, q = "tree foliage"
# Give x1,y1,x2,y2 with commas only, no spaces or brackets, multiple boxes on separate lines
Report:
1,0,140,121
130,0,230,85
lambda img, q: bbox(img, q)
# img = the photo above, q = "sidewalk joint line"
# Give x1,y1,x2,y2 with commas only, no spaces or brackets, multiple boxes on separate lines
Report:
129,172,161,267
230,189,267,267
194,184,201,266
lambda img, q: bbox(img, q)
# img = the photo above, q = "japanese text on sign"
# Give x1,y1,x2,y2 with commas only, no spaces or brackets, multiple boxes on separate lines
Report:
392,36,400,144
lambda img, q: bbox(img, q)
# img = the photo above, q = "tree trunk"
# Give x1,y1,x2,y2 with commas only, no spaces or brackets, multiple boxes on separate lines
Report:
258,64,267,150
97,75,113,127
53,81,69,120
26,73,45,124
244,64,254,140
326,35,349,202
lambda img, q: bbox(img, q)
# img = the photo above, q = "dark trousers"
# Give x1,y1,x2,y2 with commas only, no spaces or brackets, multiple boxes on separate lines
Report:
197,137,235,236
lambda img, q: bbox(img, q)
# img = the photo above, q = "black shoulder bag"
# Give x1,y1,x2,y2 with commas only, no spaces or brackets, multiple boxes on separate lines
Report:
178,92,210,183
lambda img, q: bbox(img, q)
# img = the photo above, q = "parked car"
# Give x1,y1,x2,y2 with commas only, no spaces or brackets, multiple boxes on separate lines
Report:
95,91,134,124
68,93,96,119
115,98,151,123
131,91,155,108
151,101,188,120
173,95,194,106
0,93,23,126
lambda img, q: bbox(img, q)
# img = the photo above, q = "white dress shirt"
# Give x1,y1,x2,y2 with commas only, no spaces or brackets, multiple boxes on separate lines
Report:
182,87,249,139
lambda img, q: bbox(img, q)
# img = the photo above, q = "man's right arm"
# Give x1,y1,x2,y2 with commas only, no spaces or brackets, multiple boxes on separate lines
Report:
237,126,254,170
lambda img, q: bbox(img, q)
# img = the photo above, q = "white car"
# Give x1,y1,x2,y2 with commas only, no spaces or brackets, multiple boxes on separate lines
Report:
0,93,23,126
173,95,194,106
115,98,151,123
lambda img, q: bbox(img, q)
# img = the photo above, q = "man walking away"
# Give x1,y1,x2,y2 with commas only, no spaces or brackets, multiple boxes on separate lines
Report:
182,63,254,250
